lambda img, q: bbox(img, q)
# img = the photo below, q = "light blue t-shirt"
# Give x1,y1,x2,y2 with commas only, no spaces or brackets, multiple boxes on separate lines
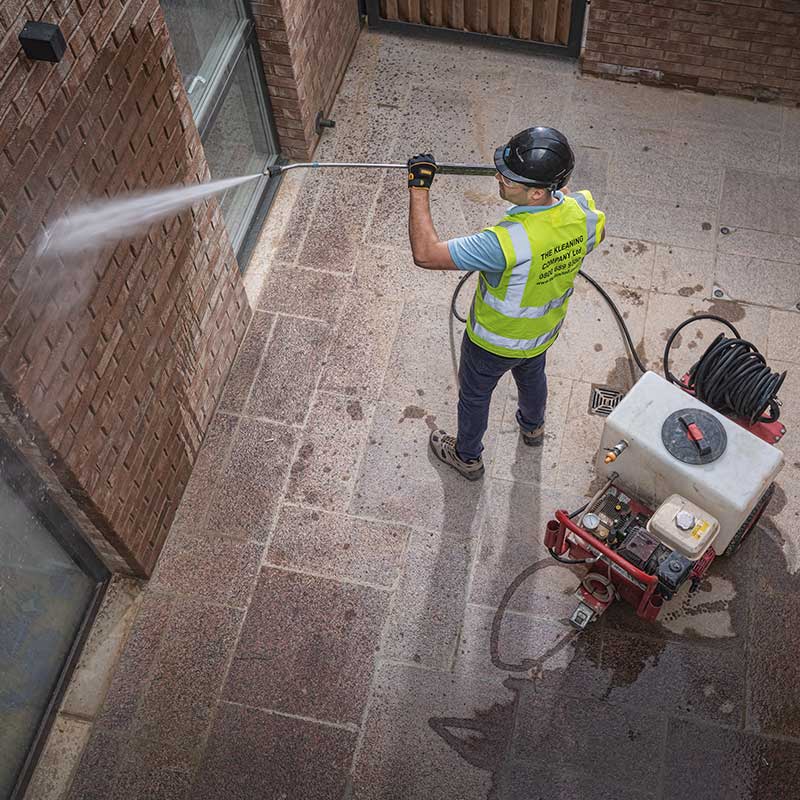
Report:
447,194,566,287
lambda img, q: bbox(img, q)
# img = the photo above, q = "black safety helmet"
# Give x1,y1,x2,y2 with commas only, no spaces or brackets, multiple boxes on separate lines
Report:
494,127,575,191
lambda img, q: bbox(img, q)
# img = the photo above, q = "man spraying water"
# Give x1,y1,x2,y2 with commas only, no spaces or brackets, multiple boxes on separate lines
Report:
406,126,606,481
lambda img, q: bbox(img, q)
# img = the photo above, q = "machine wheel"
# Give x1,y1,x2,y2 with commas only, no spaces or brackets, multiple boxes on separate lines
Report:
722,483,776,557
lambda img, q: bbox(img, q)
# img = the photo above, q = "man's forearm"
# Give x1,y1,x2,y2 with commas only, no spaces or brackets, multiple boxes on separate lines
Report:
408,188,440,266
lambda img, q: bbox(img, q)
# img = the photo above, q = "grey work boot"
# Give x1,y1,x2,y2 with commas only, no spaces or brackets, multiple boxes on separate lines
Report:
429,429,485,481
516,409,545,447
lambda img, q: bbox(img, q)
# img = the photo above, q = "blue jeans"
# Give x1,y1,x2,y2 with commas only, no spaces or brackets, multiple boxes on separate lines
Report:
456,333,547,461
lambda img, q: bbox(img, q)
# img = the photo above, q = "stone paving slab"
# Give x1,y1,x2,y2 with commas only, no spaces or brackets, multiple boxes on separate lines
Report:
511,689,667,796
266,504,410,587
469,480,584,613
455,603,592,679
218,311,275,413
193,703,356,800
245,314,331,424
350,402,492,536
257,260,353,323
167,411,238,539
720,170,800,238
583,235,656,292
223,567,389,725
491,378,574,487
781,107,800,177
205,417,298,541
379,523,476,670
94,593,175,734
286,392,376,512
769,310,800,363
663,717,800,800
608,130,723,203
380,301,463,412
651,244,715,299
547,277,649,388
319,279,405,400
603,192,718,251
131,599,242,755
150,532,263,608
299,179,379,274
597,630,746,725
350,662,512,800
674,92,784,134
493,758,655,800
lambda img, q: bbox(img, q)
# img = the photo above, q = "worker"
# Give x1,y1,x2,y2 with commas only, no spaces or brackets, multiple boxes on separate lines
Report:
407,126,605,481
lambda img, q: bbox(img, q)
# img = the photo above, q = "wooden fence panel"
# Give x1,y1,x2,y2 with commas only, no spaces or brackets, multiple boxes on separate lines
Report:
464,0,489,33
381,0,577,47
447,0,465,29
557,0,571,44
489,0,511,36
537,0,559,43
510,0,533,39
421,0,445,26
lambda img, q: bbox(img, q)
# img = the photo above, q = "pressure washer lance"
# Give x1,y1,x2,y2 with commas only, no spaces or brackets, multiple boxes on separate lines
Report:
265,161,497,178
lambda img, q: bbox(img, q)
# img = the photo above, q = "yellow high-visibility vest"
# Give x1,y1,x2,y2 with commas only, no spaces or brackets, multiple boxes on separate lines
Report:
467,190,605,358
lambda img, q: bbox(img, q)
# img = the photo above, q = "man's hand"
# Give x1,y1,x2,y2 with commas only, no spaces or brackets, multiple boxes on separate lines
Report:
407,154,437,190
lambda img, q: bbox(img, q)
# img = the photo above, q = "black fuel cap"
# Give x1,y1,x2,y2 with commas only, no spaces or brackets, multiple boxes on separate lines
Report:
661,408,727,465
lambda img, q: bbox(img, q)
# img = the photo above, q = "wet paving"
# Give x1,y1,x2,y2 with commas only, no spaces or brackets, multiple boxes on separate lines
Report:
63,29,800,800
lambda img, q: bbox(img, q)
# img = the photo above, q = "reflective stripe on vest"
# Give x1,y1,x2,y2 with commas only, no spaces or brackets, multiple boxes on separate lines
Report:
570,191,600,253
469,300,564,351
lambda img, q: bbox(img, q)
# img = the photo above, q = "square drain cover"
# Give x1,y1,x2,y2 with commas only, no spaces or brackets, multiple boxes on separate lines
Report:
589,385,624,416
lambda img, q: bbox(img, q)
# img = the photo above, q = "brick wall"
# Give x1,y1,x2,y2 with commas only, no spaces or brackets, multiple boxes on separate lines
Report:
582,0,800,103
251,0,361,158
0,0,251,576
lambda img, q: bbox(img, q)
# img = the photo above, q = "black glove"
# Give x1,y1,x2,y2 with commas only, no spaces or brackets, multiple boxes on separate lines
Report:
407,154,437,189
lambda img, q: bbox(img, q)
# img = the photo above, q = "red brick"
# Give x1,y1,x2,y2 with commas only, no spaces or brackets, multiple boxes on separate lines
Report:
710,35,748,50
583,0,799,104
0,0,252,576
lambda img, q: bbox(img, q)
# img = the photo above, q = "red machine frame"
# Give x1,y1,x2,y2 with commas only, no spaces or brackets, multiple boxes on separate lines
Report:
545,503,716,623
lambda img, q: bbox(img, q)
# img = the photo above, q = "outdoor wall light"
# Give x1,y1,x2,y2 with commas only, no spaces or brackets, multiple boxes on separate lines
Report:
19,21,66,63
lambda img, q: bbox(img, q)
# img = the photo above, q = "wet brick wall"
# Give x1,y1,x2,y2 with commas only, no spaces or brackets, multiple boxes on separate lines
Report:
583,0,800,104
0,0,251,576
251,0,362,158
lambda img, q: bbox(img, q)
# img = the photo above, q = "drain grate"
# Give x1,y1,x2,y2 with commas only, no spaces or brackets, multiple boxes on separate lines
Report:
589,385,624,416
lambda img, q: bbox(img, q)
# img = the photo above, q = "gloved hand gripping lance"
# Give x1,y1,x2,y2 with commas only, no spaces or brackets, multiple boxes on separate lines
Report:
264,161,496,178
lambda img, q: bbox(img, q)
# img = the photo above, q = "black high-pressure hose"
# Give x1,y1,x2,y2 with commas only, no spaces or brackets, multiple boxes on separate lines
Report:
450,271,786,423
663,316,786,424
450,269,647,373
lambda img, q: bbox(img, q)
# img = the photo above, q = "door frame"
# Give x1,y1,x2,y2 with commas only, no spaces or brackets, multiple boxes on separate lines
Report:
366,0,588,59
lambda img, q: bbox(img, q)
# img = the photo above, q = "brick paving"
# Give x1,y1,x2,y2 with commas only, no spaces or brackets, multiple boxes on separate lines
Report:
66,30,800,800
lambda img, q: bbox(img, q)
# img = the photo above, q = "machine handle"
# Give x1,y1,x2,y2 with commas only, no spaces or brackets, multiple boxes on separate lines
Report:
679,413,711,456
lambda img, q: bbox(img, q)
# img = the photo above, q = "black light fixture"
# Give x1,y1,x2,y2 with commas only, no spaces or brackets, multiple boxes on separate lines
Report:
19,21,66,63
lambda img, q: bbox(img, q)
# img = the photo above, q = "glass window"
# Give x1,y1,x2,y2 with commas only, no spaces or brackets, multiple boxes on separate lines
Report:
161,0,280,266
202,48,274,251
0,469,96,797
160,0,246,115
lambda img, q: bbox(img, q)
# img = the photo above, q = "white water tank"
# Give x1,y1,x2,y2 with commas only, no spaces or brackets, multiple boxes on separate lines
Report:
598,372,784,554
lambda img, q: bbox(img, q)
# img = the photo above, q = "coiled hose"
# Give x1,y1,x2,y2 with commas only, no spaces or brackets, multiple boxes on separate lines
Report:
663,316,786,424
450,271,785,423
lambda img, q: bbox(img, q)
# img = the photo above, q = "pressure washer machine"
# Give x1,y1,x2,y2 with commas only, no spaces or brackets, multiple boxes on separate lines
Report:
546,369,786,629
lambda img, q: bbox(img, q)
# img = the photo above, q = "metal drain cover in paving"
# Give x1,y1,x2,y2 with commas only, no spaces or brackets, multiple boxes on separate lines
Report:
589,385,624,416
